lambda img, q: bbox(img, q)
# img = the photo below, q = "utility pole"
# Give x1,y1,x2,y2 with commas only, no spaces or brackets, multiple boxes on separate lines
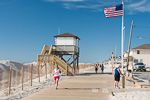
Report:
127,20,134,71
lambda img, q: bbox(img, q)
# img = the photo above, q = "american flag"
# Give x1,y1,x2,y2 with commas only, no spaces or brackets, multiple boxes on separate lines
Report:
104,4,123,18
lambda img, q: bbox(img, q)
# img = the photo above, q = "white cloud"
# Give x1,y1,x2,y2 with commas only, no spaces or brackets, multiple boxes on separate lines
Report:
44,0,150,14
62,0,116,11
126,0,150,14
63,3,106,10
126,0,146,8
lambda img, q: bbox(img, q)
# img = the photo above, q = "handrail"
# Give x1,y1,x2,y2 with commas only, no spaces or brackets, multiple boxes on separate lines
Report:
53,55,72,75
48,45,52,55
38,49,73,75
41,45,46,55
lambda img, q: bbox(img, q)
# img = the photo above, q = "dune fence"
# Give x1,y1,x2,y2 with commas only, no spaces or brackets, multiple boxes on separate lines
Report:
0,63,93,97
0,63,54,96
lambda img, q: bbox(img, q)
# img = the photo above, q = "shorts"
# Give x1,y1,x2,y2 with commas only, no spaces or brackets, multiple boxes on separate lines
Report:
54,76,60,80
114,74,120,82
95,68,98,71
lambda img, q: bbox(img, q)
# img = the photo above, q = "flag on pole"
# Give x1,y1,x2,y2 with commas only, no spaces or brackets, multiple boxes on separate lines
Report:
104,4,123,18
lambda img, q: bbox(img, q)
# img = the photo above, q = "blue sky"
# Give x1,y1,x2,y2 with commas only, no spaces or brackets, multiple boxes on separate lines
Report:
0,0,150,63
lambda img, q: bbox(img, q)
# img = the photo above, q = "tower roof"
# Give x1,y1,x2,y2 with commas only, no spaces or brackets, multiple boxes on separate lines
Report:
54,33,80,40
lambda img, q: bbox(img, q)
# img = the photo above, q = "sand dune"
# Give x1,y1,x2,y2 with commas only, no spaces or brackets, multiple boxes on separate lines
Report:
0,61,24,72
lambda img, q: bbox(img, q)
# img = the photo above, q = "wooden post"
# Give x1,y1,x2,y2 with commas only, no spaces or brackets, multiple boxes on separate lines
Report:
49,62,51,77
45,63,47,79
40,64,42,75
127,20,134,71
66,64,68,76
9,67,12,95
112,52,114,75
73,55,75,73
31,64,33,86
37,64,40,82
122,75,125,88
77,56,79,73
21,66,24,91
53,62,55,72
48,56,51,77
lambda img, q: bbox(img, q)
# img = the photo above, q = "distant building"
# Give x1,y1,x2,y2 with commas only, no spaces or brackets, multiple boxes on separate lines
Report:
124,44,150,69
103,56,121,66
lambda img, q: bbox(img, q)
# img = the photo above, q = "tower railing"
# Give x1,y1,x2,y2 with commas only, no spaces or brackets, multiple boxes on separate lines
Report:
55,45,79,55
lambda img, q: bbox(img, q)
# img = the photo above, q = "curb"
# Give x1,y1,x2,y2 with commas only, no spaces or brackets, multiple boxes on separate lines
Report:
126,77,150,88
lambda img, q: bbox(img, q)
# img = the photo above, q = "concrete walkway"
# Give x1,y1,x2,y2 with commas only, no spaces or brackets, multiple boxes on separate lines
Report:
22,67,115,100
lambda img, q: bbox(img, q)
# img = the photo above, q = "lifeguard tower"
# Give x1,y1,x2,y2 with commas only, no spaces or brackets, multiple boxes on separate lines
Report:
37,33,80,76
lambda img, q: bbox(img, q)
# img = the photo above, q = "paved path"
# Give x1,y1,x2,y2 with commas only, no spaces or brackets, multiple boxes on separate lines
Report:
22,67,115,100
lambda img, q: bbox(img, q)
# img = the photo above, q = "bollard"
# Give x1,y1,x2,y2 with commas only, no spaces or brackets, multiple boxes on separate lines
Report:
122,75,125,88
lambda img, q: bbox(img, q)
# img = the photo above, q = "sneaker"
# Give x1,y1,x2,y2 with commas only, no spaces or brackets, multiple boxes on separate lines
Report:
117,86,120,89
56,87,58,90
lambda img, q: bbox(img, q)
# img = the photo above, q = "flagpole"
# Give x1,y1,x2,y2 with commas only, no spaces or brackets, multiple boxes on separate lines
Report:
121,0,124,72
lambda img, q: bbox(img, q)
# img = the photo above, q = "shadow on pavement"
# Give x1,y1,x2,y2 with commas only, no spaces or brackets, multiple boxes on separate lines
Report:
58,88,101,90
75,72,112,76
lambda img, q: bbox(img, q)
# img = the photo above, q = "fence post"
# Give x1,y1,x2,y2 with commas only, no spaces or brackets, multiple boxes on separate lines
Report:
9,66,12,95
21,66,24,90
45,63,47,79
49,62,51,77
37,64,40,82
31,64,33,86
49,62,52,77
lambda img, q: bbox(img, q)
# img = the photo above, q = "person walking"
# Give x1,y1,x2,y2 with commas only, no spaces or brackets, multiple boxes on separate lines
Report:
100,64,102,70
52,63,61,90
95,64,98,73
114,65,123,89
101,64,104,73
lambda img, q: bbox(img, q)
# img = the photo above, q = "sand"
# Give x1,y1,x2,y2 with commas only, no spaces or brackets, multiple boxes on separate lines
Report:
110,90,150,100
0,60,93,100
0,73,72,100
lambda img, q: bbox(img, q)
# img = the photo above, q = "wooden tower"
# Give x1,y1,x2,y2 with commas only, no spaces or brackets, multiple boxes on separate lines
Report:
54,33,80,73
37,33,80,75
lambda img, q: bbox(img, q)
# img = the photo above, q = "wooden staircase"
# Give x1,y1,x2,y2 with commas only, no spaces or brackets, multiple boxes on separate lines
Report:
53,55,72,76
37,45,73,76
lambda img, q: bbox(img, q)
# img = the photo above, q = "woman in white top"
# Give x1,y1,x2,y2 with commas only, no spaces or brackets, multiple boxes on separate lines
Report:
52,64,61,90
